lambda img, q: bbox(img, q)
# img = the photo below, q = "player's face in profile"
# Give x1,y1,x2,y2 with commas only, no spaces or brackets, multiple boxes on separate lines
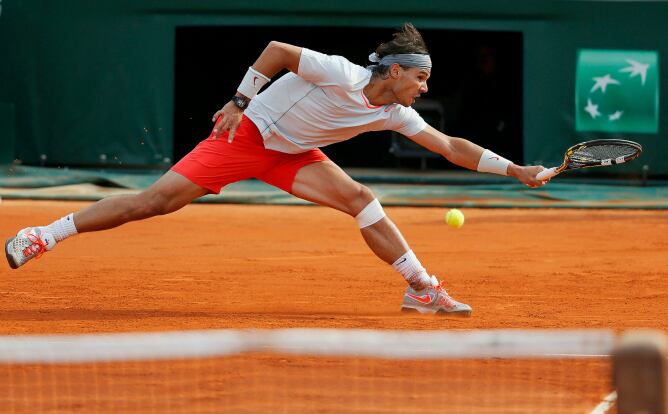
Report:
395,67,430,107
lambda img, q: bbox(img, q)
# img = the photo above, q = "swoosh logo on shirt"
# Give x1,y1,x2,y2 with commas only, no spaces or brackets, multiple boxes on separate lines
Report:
406,293,432,304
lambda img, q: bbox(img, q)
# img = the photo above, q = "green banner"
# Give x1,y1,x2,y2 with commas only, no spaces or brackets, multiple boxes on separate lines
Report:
576,49,659,133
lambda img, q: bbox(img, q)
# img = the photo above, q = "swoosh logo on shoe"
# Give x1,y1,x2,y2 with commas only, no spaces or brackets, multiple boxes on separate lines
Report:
406,293,432,304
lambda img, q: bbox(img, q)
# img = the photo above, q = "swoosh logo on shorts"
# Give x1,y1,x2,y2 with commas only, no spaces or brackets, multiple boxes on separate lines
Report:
406,293,432,304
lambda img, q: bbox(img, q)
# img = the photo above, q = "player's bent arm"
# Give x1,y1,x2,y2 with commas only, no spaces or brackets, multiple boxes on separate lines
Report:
409,125,546,187
234,42,302,101
251,41,302,80
212,42,302,140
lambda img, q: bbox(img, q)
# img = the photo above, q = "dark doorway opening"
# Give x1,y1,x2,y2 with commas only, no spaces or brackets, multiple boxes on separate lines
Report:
174,26,523,169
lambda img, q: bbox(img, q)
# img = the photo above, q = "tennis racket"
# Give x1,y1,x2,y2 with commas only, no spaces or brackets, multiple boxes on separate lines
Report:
536,139,642,181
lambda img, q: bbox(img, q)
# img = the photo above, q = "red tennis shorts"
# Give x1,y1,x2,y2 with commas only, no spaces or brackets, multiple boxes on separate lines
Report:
171,116,329,194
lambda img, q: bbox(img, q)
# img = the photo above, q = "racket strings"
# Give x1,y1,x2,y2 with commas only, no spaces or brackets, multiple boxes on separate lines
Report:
569,145,639,166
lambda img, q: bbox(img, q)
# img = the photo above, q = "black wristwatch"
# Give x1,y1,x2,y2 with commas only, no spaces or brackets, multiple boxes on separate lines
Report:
231,95,250,110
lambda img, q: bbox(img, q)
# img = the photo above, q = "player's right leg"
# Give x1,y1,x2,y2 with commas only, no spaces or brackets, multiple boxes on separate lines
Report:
5,171,208,269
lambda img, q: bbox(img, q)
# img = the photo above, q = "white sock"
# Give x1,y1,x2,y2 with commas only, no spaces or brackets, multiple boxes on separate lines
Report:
392,250,433,290
42,213,78,242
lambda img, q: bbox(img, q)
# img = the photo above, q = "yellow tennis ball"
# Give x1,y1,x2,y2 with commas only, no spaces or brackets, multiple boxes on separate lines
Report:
445,209,465,228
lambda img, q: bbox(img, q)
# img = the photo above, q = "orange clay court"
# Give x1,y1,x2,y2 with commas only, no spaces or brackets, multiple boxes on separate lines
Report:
2,200,667,333
1,200,667,413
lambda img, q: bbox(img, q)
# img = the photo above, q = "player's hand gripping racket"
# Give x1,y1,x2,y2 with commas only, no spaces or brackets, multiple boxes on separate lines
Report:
536,139,642,181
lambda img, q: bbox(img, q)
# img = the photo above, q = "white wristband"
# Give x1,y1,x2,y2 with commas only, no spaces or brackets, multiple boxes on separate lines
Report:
236,67,271,99
477,149,512,176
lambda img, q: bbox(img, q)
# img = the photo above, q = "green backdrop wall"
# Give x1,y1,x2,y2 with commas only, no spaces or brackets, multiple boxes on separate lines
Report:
0,102,15,164
0,0,665,174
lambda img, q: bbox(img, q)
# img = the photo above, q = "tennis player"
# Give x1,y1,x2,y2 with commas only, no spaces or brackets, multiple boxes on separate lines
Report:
5,24,546,316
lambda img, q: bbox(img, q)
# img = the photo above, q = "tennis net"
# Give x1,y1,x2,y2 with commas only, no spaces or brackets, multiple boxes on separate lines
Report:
0,328,622,413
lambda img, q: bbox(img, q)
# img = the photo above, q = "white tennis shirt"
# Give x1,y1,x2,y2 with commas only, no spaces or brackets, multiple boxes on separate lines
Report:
244,48,427,154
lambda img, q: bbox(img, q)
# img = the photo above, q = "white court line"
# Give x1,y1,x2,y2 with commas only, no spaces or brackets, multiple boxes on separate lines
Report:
590,391,617,414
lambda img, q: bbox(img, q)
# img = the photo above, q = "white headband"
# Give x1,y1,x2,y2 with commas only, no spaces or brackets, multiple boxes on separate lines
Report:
368,52,432,70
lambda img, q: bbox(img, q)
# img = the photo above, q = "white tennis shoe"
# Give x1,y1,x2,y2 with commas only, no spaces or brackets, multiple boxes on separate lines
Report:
5,227,57,269
401,276,472,316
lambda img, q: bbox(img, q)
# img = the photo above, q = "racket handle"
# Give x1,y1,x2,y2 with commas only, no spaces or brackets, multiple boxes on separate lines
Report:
536,167,558,181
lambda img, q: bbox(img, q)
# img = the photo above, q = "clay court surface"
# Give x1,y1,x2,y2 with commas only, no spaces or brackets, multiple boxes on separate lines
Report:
2,200,667,333
1,200,667,412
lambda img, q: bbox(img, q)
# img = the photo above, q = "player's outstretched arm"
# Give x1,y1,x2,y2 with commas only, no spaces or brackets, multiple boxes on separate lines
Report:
212,41,303,141
409,125,546,188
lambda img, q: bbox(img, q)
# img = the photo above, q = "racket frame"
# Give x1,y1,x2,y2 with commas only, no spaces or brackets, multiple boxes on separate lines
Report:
536,139,642,181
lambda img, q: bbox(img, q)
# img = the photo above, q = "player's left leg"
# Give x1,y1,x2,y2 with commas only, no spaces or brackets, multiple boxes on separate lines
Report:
5,115,262,270
291,161,409,263
287,160,471,316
